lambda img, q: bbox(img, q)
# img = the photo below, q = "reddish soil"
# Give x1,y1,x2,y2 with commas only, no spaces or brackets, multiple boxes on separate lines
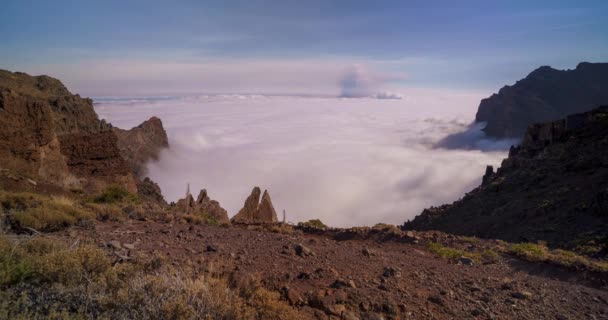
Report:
69,220,608,320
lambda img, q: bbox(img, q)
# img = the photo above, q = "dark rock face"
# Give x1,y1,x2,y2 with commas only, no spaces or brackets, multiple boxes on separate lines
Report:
112,117,169,177
405,106,608,253
137,177,167,205
0,69,137,192
476,62,608,138
174,189,229,223
231,187,278,224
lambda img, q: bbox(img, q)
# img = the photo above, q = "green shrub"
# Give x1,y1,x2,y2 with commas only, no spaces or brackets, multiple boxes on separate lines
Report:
0,235,302,319
509,243,547,261
427,242,467,262
297,219,327,229
1,192,94,232
92,185,138,204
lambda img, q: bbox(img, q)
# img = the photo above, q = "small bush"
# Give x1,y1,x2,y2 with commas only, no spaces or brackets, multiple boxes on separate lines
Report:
183,212,218,225
85,203,124,221
461,236,480,244
1,192,94,232
0,235,301,319
372,223,402,236
509,243,547,261
297,219,327,229
481,249,500,264
428,242,468,262
92,185,138,204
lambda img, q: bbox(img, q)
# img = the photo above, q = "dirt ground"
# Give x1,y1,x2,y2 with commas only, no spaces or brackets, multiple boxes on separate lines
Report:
63,220,608,320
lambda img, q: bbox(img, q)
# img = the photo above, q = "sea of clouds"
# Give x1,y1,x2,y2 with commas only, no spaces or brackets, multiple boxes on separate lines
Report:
95,90,512,227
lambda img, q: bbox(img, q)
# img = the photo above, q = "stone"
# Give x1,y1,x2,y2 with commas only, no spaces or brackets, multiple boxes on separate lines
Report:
295,244,315,257
382,266,402,278
458,256,474,266
123,243,136,250
512,290,533,300
362,313,385,320
108,240,122,250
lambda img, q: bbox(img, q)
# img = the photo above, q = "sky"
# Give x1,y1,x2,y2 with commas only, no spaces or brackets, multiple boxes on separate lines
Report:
1,0,607,96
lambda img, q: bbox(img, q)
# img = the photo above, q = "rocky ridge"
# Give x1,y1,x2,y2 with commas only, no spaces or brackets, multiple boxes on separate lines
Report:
476,62,608,138
112,117,169,177
405,106,608,255
0,69,137,193
0,69,169,196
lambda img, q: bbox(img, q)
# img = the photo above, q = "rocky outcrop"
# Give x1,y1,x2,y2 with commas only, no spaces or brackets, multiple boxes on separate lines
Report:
137,177,167,205
112,117,169,177
174,188,229,223
475,62,608,138
405,106,608,254
0,69,137,192
231,187,278,224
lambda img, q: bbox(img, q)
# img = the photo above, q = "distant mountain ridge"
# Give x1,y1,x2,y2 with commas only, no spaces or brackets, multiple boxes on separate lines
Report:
405,106,608,255
476,62,608,138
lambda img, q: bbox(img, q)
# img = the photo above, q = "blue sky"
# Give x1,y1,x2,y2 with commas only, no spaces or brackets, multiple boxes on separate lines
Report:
1,0,607,96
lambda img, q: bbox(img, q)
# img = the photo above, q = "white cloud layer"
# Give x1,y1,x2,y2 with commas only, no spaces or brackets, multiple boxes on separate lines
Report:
96,90,510,227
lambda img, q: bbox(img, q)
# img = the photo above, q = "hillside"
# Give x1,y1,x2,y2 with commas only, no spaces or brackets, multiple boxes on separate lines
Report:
475,62,608,138
0,70,168,194
406,106,608,256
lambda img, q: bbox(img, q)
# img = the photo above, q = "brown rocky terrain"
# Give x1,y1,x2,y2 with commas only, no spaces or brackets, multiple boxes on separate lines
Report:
475,62,608,138
113,116,169,177
0,70,169,195
65,220,607,320
405,106,608,256
0,70,135,192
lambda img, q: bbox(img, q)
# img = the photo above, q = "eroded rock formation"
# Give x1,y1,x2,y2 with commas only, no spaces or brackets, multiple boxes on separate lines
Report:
113,117,169,177
475,62,608,138
232,187,278,223
0,69,137,192
175,188,229,223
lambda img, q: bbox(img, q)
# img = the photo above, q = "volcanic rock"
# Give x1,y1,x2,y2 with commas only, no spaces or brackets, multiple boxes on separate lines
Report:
0,69,137,193
174,188,229,223
475,62,608,138
231,187,279,223
112,117,169,177
405,106,608,255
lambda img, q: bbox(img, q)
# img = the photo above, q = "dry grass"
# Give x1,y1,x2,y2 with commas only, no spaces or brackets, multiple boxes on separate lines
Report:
509,242,608,272
0,191,94,232
0,235,302,319
297,219,328,230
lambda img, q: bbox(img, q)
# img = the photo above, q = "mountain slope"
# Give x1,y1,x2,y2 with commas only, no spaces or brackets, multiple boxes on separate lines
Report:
476,62,608,138
405,106,608,255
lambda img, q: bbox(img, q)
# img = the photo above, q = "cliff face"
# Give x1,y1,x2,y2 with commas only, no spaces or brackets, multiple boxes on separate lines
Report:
112,117,169,177
0,70,137,193
476,62,608,138
405,106,608,253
